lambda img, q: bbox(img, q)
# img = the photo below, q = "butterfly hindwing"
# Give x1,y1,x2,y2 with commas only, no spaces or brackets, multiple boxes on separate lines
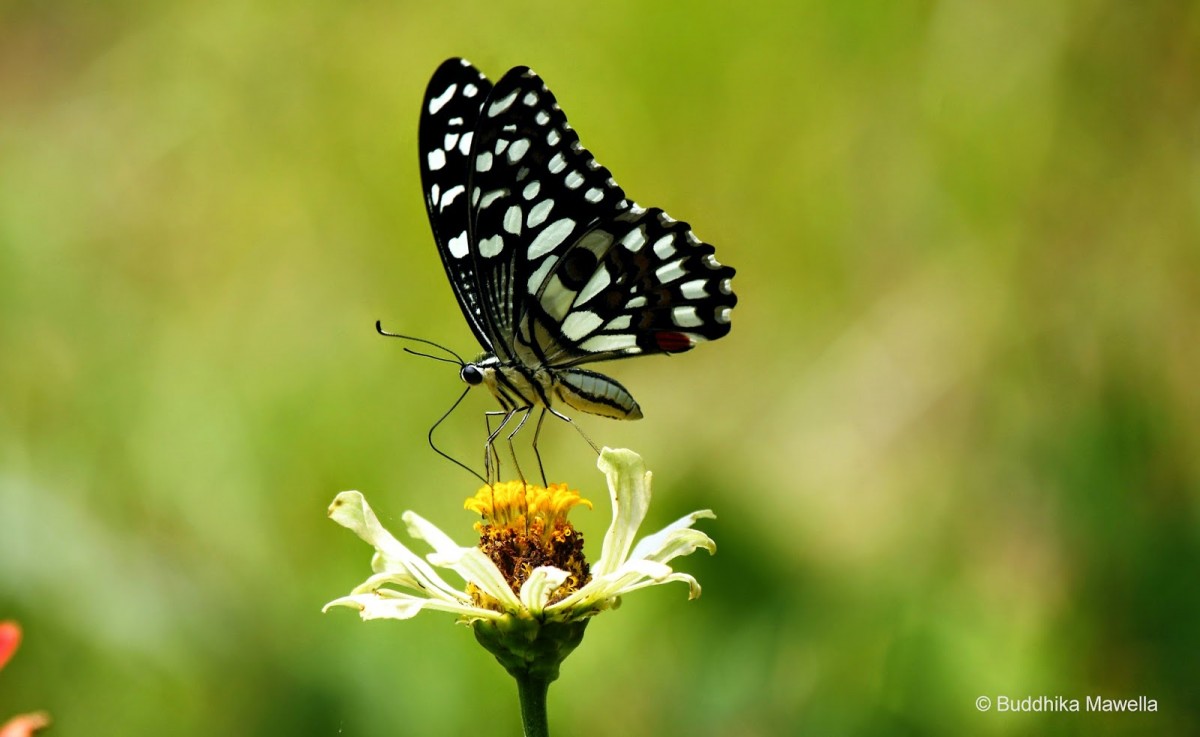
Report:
527,206,737,366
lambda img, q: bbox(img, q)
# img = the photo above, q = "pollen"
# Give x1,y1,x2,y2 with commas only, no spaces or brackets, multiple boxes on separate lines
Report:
465,482,593,610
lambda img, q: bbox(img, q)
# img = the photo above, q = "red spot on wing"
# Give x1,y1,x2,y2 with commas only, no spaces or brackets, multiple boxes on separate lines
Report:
655,331,694,353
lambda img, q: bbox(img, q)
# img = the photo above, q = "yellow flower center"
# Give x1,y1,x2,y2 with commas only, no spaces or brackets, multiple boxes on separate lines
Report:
465,482,593,611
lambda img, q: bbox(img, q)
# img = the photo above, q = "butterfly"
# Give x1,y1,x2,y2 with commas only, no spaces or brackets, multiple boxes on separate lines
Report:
396,58,737,482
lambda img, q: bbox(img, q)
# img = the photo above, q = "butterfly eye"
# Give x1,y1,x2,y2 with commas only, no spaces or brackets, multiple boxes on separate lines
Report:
460,365,485,385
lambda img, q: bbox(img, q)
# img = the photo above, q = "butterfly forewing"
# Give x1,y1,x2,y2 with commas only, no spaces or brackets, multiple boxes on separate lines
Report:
418,58,495,350
463,66,634,365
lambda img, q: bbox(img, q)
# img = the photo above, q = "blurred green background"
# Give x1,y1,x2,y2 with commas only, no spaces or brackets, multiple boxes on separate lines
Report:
2,0,1198,735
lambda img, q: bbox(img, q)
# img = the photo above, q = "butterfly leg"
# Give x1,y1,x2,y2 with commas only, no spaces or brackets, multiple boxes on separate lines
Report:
484,409,517,485
503,407,536,486
548,405,601,454
531,408,549,486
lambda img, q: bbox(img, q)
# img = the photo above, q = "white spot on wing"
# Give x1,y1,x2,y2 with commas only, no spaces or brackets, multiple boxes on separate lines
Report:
535,110,550,126
480,235,504,258
427,149,446,171
444,133,459,150
562,311,603,341
463,83,479,98
440,184,464,211
488,90,519,117
652,234,676,259
458,132,474,155
605,315,632,330
527,199,554,228
508,138,530,163
430,183,440,206
527,217,575,259
523,181,541,200
479,189,506,209
680,279,709,299
671,306,702,328
627,295,647,309
581,334,639,352
523,91,539,106
620,226,647,252
503,205,522,235
584,187,604,203
655,259,687,283
429,84,456,114
565,170,584,189
476,151,493,172
703,254,722,269
548,153,566,174
448,231,469,258
527,255,558,294
495,139,509,155
717,306,732,324
541,275,574,321
574,266,611,307
547,129,561,145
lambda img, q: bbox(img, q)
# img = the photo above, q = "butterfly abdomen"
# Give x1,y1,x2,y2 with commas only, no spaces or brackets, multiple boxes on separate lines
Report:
553,368,642,421
477,359,642,421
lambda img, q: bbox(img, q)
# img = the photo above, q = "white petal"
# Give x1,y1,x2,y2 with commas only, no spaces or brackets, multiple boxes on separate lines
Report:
614,571,703,600
403,511,523,610
351,570,425,595
551,560,672,611
323,593,429,620
323,591,499,621
519,566,570,614
590,448,652,577
628,512,717,564
328,491,463,602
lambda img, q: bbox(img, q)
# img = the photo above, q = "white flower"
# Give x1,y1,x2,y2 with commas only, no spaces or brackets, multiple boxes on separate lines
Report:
323,448,715,623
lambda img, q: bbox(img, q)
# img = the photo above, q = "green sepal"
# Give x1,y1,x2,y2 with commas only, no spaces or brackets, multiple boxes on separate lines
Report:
472,614,590,683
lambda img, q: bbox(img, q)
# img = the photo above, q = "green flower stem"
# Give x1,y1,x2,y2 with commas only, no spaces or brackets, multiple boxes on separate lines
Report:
515,672,551,737
474,617,590,737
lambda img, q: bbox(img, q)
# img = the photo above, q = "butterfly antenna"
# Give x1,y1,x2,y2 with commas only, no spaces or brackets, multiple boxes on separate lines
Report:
428,385,487,485
376,320,467,365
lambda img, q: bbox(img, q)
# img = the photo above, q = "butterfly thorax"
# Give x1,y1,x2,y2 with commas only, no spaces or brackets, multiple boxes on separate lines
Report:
461,353,643,421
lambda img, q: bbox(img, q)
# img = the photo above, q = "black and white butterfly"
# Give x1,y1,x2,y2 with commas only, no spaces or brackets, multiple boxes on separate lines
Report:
391,58,737,481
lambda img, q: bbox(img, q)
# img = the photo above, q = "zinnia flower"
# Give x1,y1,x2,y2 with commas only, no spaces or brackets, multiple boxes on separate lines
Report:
324,447,714,626
324,446,715,735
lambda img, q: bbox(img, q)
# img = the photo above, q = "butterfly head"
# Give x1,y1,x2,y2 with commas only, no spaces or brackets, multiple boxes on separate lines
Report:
460,364,485,386
460,353,505,387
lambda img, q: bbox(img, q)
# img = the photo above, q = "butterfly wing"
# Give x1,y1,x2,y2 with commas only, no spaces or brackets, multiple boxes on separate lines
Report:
461,65,634,366
418,58,496,351
462,65,737,368
421,59,737,382
528,206,737,367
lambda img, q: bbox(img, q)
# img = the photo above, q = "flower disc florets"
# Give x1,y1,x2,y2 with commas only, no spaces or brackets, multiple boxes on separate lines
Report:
465,482,593,611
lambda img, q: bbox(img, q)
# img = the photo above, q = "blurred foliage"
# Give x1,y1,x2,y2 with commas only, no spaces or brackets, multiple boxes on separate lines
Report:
2,0,1198,735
